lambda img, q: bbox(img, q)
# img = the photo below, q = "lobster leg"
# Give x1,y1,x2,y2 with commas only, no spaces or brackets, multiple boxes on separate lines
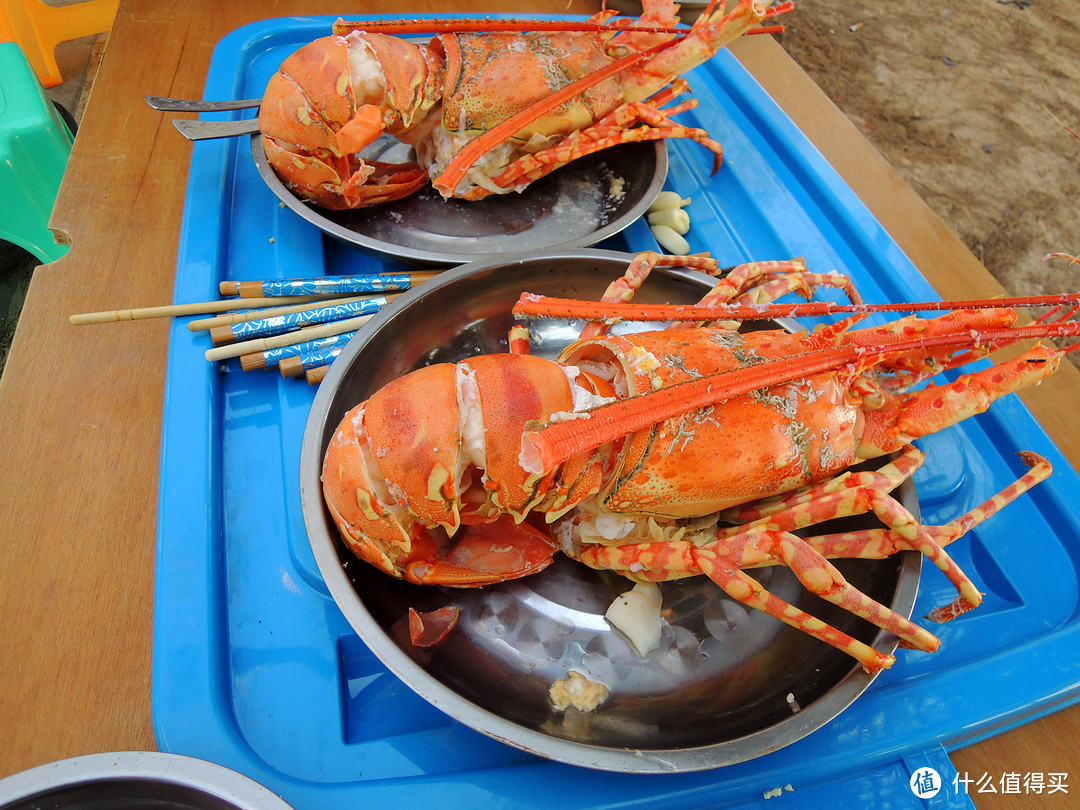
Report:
800,451,1052,623
578,251,720,339
719,445,927,525
569,443,1052,668
338,161,431,207
508,324,532,355
857,343,1063,458
575,253,860,339
570,537,905,671
692,545,901,672
669,264,863,331
718,449,983,618
483,100,726,200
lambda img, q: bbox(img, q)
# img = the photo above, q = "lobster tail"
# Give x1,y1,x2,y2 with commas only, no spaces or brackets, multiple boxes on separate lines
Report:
260,34,433,209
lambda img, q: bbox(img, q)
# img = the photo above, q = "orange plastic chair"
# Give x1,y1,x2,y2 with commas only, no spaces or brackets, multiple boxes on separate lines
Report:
0,0,119,88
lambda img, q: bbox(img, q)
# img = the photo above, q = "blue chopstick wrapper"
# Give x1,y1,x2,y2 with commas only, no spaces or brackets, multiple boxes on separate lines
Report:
296,344,344,372
259,332,356,368
229,297,387,341
257,274,413,297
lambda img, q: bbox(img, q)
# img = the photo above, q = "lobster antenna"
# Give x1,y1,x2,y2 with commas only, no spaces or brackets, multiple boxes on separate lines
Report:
519,320,1080,474
513,292,1080,322
332,19,692,36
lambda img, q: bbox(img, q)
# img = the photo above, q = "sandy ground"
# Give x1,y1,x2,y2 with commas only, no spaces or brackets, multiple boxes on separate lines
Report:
776,0,1080,298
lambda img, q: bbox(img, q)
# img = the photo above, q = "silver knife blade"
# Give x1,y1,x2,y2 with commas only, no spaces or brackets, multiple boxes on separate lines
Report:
147,95,262,112
172,118,262,141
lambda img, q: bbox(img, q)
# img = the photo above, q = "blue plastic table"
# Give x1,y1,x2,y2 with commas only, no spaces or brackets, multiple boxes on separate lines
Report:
148,15,1080,810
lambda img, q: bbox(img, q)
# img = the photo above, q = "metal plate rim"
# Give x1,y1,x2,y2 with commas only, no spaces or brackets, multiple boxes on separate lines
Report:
0,752,296,809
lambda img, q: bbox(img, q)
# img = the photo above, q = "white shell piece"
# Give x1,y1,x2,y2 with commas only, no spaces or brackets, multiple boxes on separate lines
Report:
605,581,664,656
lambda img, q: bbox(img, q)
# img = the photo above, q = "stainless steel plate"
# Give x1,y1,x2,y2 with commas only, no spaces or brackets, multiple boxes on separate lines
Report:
252,135,667,266
300,250,921,772
0,752,294,810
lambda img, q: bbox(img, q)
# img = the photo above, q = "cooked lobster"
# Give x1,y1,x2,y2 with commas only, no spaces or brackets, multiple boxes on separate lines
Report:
259,0,791,209
321,251,1080,671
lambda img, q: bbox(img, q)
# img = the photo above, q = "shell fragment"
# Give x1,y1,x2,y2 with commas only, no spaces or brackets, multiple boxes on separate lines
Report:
606,581,664,656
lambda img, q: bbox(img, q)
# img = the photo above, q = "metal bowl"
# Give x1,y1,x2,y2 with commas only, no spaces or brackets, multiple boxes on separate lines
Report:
300,249,921,772
252,135,667,267
0,752,293,810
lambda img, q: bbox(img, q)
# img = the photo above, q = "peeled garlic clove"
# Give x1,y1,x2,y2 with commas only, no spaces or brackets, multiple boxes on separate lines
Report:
651,224,690,255
647,208,691,235
606,581,663,656
648,191,691,211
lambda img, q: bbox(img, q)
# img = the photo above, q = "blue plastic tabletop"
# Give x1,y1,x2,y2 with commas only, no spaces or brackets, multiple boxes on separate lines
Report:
153,16,1080,810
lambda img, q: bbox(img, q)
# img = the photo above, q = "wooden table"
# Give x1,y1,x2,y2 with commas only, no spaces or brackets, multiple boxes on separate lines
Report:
0,1,1076,806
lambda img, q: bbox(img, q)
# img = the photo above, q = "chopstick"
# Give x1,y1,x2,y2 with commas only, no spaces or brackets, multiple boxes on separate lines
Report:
204,314,376,362
279,343,344,378
209,296,392,346
220,270,438,298
72,269,438,385
239,332,356,371
188,294,378,331
306,365,331,385
70,294,341,325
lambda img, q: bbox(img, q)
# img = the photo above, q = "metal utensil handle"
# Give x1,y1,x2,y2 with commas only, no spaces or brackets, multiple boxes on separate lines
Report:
172,118,262,141
146,95,262,112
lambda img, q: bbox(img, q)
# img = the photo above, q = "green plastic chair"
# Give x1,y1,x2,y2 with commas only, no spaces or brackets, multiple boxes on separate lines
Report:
0,41,74,264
